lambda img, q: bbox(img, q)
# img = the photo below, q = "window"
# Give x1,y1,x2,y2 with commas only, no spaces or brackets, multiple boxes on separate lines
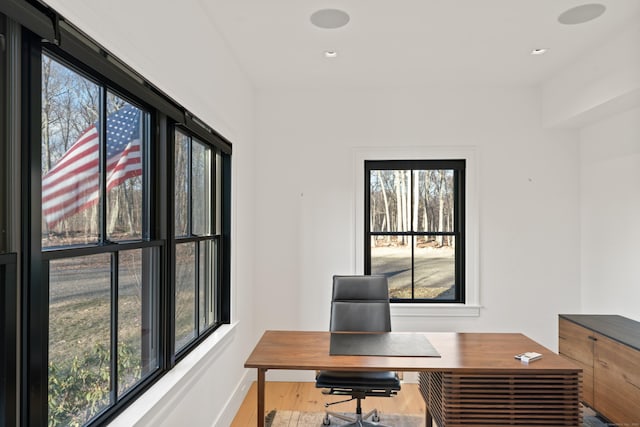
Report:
2,2,232,425
365,160,465,303
41,53,160,426
173,130,222,354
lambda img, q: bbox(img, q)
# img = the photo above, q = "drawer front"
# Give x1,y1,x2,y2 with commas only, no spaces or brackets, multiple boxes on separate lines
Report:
559,318,595,406
559,318,595,367
594,334,640,424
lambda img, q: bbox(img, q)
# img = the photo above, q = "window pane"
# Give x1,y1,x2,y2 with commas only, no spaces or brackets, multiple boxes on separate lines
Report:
118,248,158,397
199,240,217,331
175,242,196,351
371,238,411,298
106,95,145,241
192,140,212,236
48,253,111,426
42,54,100,247
174,131,189,237
414,236,456,300
369,170,410,232
415,169,455,232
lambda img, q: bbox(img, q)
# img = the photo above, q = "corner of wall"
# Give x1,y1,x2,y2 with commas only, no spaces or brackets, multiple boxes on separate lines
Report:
541,23,640,129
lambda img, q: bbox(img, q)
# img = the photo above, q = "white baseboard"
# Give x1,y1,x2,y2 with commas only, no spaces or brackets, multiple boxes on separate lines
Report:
213,369,255,427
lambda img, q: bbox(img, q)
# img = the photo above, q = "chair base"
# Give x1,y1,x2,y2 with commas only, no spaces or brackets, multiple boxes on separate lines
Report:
326,421,391,427
323,406,391,426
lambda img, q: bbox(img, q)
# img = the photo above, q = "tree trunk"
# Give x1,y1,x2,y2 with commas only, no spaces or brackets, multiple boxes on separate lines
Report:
41,57,54,238
108,186,120,236
422,174,429,235
394,171,405,244
413,171,419,232
438,171,445,246
377,170,391,244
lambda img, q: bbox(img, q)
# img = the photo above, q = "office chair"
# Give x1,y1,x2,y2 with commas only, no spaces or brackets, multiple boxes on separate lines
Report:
315,275,401,426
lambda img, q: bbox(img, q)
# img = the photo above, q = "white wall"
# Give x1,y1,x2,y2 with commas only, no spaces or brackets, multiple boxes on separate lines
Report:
542,20,640,322
41,1,258,426
579,107,640,321
254,86,581,375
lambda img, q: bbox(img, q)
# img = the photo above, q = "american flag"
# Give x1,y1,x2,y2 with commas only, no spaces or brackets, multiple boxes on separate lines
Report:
42,104,143,228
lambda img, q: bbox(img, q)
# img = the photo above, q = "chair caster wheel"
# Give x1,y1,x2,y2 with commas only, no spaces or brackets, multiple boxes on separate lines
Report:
322,415,331,425
372,414,380,422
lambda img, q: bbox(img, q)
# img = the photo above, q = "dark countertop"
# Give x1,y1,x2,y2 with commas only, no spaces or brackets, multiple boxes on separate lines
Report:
560,314,640,351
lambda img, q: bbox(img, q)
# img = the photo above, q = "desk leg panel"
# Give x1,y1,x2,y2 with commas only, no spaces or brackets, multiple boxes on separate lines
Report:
418,372,582,426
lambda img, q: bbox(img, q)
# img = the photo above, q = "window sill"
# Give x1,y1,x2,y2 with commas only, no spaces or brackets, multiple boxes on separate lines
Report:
109,322,238,426
391,303,481,317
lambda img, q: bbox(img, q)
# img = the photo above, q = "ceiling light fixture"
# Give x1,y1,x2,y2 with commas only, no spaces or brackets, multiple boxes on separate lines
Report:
310,9,350,29
531,48,548,55
324,50,338,58
558,3,606,25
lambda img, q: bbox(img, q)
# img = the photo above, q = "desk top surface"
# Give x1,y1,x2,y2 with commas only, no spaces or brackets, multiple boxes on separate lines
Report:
245,330,580,373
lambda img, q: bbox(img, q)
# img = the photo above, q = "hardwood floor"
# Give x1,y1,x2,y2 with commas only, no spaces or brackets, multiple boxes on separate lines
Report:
231,381,425,426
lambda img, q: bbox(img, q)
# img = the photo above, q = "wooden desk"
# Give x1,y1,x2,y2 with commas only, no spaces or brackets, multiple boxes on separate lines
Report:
244,331,582,427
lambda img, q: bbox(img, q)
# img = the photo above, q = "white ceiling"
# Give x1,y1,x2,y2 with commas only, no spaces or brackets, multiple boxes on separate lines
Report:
199,0,640,88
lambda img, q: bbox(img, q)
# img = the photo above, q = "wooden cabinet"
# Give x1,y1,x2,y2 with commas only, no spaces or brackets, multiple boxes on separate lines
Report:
559,315,640,424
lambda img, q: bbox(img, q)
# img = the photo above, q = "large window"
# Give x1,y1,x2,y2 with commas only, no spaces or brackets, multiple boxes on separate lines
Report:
0,2,232,425
173,130,222,354
41,53,160,426
365,160,465,303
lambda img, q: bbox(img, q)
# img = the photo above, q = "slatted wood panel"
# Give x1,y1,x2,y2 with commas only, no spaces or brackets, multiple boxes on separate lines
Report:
419,371,582,426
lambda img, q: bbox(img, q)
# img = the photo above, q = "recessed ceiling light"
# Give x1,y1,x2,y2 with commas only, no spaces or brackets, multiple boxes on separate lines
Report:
324,50,338,58
310,9,350,29
558,4,606,25
531,48,549,55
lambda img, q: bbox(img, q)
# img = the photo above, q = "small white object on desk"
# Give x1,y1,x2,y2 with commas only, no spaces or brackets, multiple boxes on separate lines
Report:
514,351,542,363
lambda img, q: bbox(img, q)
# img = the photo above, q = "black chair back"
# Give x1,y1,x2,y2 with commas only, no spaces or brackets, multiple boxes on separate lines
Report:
330,275,391,333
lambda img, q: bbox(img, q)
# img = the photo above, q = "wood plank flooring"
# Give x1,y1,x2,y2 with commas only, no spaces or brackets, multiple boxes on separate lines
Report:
231,381,425,426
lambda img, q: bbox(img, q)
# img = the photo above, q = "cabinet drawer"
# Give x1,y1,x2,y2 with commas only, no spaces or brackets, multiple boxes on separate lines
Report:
559,318,595,366
595,333,640,424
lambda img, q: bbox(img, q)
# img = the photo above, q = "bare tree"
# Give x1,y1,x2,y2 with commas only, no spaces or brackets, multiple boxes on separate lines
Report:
412,171,419,232
437,171,446,246
377,170,391,235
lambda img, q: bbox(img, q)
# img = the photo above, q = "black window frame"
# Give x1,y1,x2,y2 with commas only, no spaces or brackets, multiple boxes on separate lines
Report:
3,2,233,425
1,11,20,427
170,127,227,359
1,253,18,427
364,159,466,303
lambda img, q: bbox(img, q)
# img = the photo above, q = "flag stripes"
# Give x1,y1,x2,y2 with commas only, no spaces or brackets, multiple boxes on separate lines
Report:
42,105,143,228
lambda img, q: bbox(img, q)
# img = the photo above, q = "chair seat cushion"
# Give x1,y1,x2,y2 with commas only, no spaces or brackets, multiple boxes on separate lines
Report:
316,370,401,390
